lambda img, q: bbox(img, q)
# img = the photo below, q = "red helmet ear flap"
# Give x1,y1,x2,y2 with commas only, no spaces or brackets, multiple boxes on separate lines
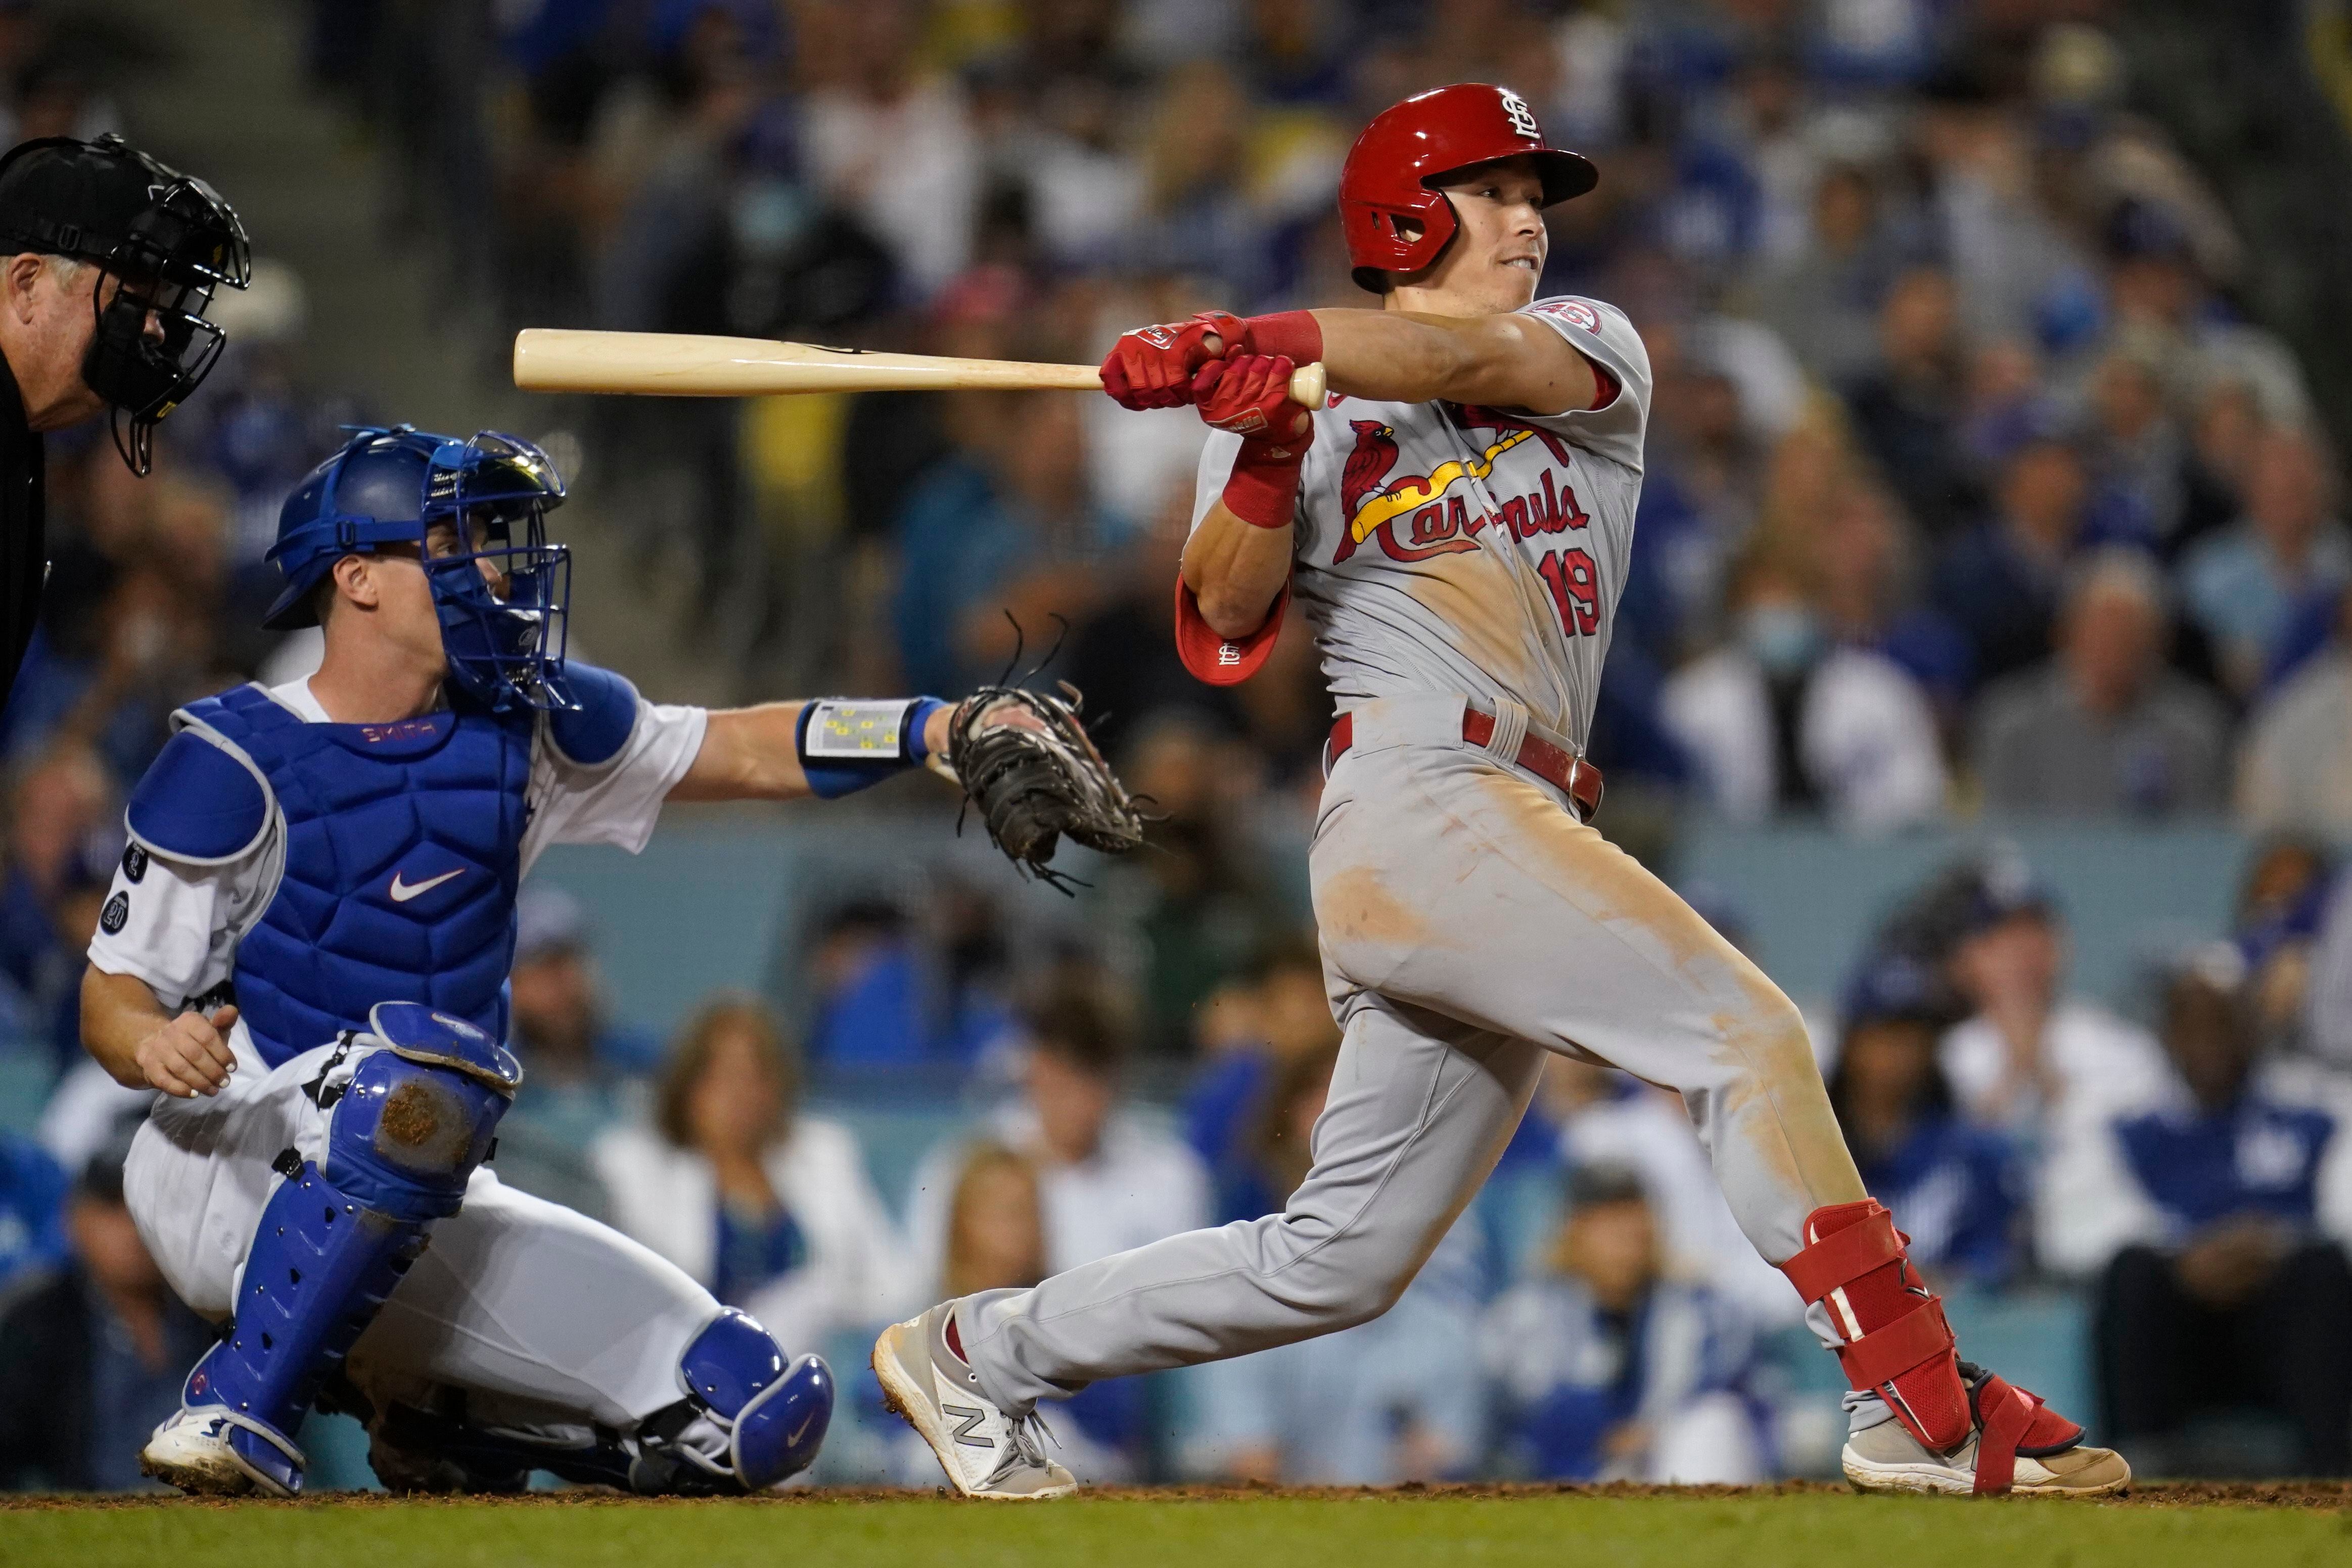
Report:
1341,188,1459,291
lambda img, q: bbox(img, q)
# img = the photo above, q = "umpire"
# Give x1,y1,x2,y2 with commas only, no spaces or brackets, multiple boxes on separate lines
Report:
0,133,247,705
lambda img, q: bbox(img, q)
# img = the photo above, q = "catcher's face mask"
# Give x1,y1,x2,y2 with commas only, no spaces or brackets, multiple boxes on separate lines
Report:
422,432,573,715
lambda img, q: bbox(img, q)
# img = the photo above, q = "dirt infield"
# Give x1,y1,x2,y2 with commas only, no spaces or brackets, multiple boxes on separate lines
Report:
7,1478,2347,1510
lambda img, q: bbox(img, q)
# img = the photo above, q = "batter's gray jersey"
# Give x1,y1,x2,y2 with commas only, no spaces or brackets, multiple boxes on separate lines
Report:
1191,296,1652,747
956,300,1870,1423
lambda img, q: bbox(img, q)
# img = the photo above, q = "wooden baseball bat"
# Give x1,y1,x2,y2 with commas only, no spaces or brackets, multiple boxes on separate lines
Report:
512,328,1327,407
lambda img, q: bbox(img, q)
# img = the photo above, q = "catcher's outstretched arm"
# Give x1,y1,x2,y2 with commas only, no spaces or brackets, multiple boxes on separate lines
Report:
669,688,1144,891
669,699,956,803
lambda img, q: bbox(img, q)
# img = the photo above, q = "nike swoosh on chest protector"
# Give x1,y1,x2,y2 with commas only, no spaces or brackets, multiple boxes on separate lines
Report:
388,867,466,902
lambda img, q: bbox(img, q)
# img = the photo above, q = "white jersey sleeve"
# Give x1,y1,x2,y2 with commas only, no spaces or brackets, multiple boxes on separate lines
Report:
1513,296,1652,473
86,842,270,1009
520,697,708,873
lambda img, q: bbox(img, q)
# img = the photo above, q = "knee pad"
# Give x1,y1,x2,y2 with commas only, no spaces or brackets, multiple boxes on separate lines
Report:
327,1003,520,1222
676,1308,834,1490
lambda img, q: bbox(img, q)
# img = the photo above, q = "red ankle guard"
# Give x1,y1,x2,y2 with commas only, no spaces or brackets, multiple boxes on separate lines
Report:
1967,1368,2085,1495
1781,1201,1969,1451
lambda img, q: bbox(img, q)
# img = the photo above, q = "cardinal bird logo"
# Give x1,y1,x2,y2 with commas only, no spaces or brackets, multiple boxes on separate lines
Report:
1341,420,1401,521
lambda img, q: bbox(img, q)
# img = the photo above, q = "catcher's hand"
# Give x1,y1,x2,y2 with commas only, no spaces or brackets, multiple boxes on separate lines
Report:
945,683,1145,892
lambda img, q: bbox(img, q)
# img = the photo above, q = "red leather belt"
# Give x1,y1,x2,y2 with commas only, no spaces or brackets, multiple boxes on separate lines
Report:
1328,708,1605,821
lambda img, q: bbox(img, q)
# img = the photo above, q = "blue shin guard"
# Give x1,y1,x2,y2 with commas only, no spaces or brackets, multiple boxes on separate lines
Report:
178,1004,519,1494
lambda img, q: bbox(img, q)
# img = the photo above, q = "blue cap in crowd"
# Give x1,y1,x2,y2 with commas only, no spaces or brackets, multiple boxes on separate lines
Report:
1889,852,2059,964
1839,951,1955,1035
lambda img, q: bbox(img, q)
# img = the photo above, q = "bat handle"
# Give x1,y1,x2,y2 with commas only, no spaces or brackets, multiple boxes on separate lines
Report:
1288,361,1327,408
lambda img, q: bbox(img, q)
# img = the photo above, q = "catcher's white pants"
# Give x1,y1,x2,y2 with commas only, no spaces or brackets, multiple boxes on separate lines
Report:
125,1027,718,1432
963,694,1865,1412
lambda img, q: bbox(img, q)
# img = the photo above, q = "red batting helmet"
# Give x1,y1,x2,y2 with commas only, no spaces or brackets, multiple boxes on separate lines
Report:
1338,83,1598,293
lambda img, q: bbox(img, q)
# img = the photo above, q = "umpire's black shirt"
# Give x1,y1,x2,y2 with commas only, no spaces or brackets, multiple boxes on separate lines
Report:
0,348,42,705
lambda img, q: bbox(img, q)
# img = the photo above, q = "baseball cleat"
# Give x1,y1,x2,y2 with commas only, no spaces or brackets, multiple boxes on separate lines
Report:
872,1304,1075,1500
139,1405,303,1498
1840,1386,2131,1498
1783,1202,2124,1497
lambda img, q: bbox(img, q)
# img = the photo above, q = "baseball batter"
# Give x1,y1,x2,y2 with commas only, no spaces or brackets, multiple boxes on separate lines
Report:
875,84,2127,1500
79,425,1077,1497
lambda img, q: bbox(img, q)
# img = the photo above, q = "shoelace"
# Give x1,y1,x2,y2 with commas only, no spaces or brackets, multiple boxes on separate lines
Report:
984,1409,1059,1487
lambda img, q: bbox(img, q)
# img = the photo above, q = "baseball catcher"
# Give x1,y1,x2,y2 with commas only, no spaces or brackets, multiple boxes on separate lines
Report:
77,425,1135,1496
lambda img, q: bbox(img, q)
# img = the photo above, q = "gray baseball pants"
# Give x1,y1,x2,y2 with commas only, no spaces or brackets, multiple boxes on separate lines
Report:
961,694,1866,1414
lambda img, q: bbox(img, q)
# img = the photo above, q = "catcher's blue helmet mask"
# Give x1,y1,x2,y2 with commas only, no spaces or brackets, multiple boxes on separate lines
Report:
262,425,574,713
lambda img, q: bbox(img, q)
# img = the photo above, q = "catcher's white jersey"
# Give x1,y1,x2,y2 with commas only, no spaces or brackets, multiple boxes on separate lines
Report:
1192,296,1651,747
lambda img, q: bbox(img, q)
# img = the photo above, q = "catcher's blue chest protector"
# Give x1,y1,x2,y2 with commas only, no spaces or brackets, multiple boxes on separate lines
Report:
132,681,535,1068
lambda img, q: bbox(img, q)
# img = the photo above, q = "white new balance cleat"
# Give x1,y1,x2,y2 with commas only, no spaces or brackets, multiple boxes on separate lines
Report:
872,1304,1076,1500
138,1405,302,1498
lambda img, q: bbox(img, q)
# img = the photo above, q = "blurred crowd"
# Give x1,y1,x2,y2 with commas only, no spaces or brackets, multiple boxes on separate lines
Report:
6,0,2352,1492
302,0,2352,840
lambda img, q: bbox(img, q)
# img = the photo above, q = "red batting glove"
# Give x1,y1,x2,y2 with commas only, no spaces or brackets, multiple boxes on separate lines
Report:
1197,355,1315,528
1100,310,1247,410
1194,354,1312,442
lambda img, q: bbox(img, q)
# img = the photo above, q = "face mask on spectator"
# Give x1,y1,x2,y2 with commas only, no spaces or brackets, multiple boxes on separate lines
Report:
1740,603,1822,677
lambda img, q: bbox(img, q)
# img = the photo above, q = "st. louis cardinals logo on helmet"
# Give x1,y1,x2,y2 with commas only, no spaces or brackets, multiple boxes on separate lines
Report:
1498,88,1542,142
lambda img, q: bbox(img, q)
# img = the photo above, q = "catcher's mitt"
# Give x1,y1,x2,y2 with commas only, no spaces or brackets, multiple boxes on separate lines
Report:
944,683,1146,892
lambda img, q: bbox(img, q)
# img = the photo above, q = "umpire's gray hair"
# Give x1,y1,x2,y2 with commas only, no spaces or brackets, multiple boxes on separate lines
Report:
0,251,93,291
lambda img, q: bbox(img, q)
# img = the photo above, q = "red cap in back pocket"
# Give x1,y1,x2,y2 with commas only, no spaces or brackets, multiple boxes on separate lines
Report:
1174,573,1289,686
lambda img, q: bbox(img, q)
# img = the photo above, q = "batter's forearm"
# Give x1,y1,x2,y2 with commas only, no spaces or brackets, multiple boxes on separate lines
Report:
1182,501,1293,638
82,965,171,1088
1306,308,1596,414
